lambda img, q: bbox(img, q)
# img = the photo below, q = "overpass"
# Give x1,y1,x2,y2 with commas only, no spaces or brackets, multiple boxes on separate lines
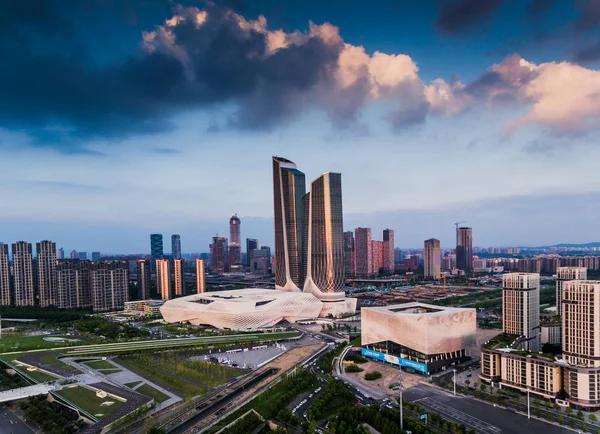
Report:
0,384,54,402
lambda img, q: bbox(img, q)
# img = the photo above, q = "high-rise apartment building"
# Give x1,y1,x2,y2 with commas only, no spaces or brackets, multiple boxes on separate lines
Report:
78,252,87,260
355,227,372,277
36,240,58,307
229,215,241,267
456,227,473,275
174,258,185,296
209,236,228,274
57,248,64,260
343,231,355,277
0,243,10,305
90,261,129,312
371,240,383,275
556,267,587,316
150,234,163,260
562,280,600,367
91,252,101,261
12,241,35,306
156,258,171,300
382,229,395,274
394,248,402,264
246,238,259,267
272,156,306,291
70,250,78,259
502,273,541,352
57,260,92,309
136,258,151,300
196,259,205,293
171,234,181,259
424,238,441,279
303,173,345,302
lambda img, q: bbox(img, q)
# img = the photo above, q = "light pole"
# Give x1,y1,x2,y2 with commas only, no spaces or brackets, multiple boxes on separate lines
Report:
527,388,531,419
453,369,457,396
398,365,404,432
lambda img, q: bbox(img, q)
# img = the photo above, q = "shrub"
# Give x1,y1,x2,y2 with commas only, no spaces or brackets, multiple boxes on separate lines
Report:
345,364,363,373
364,371,382,381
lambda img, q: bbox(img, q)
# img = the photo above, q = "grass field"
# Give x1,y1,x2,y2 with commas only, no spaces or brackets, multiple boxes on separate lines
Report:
38,353,82,374
56,386,125,418
0,335,86,353
84,360,116,370
136,383,170,403
97,368,122,374
23,368,59,383
124,381,142,388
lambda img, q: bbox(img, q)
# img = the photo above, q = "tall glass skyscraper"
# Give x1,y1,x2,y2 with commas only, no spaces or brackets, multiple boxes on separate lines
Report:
456,227,473,275
229,215,241,266
272,157,306,291
303,173,345,301
171,234,181,259
150,234,163,259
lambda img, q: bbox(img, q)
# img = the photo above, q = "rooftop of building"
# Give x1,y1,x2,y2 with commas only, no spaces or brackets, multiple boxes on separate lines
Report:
541,315,561,325
170,288,320,305
483,332,557,361
362,302,472,316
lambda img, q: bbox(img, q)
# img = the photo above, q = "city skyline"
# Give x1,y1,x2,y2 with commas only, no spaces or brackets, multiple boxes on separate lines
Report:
3,1,600,251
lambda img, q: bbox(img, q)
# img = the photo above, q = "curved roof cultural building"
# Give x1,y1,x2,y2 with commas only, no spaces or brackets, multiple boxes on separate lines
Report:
160,288,323,330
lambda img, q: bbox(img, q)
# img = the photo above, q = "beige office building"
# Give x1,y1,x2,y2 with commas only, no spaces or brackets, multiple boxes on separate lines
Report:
156,259,171,300
424,238,441,279
502,273,540,352
174,258,185,296
196,259,205,294
556,267,587,316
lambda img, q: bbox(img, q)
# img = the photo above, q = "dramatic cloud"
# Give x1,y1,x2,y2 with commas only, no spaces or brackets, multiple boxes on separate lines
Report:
574,42,600,63
3,1,600,148
436,0,505,34
574,0,600,31
527,0,558,21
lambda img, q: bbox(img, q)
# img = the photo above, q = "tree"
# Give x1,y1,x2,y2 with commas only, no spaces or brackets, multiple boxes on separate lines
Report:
577,410,584,420
480,384,486,392
566,407,573,416
590,413,597,423
553,403,560,411
558,415,565,425
465,380,471,386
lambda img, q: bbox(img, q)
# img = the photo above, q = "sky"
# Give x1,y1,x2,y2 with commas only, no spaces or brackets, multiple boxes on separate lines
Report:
2,0,600,253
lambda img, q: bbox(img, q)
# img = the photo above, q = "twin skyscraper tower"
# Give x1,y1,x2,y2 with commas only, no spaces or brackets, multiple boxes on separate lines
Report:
272,157,356,317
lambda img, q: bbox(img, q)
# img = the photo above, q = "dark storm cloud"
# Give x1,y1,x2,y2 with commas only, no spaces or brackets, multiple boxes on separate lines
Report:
436,0,505,34
574,0,600,30
527,0,558,21
0,1,342,149
574,41,600,63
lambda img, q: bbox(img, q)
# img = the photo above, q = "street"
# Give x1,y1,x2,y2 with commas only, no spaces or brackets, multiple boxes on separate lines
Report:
404,384,570,434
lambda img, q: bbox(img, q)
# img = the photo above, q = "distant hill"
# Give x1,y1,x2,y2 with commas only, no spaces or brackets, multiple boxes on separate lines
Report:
521,242,600,249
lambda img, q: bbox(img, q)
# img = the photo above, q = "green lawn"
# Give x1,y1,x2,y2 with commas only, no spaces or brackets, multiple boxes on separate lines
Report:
136,383,170,403
84,360,116,370
124,381,142,388
97,368,122,374
23,368,59,383
0,335,85,353
38,353,82,374
56,386,125,418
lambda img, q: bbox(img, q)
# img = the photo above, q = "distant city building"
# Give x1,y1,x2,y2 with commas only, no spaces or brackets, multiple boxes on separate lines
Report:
394,248,402,264
57,260,92,309
171,234,181,259
354,227,372,277
382,229,395,274
456,227,473,275
424,238,441,279
150,234,163,260
229,215,242,267
556,267,587,316
343,231,355,277
124,300,165,317
156,259,171,300
303,173,355,317
371,240,382,275
195,259,205,293
272,156,306,291
57,248,65,260
91,251,101,261
36,240,58,307
173,258,185,296
90,261,129,312
502,273,540,352
12,241,35,306
136,258,151,301
78,252,87,260
70,250,78,259
245,238,258,267
0,243,10,305
209,236,228,274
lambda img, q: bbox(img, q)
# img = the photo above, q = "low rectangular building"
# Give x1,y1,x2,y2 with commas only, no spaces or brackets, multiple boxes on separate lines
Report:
361,302,476,374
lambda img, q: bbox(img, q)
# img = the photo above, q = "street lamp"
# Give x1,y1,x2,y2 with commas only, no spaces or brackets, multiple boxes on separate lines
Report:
453,369,457,396
527,388,531,419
